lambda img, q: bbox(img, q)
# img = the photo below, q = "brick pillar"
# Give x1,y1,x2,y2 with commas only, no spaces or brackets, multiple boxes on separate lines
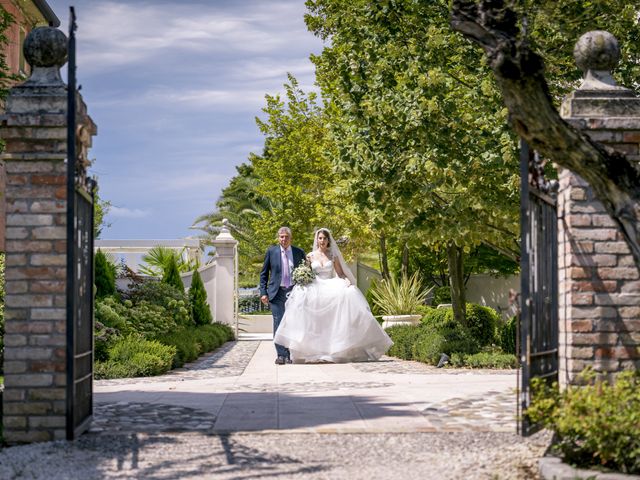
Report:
211,219,238,327
0,160,5,252
0,27,96,443
558,31,640,386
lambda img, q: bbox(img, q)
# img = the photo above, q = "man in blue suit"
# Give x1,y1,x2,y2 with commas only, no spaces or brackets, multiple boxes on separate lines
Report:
260,226,306,365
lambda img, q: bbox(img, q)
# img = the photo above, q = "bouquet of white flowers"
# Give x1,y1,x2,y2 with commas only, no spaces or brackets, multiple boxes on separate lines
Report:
292,262,316,286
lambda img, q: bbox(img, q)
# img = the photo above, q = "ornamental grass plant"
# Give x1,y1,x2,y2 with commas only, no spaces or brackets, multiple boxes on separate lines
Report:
369,272,432,316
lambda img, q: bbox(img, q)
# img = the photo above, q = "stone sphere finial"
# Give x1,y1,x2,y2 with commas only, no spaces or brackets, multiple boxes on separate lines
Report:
574,31,620,72
23,26,68,68
573,31,626,91
22,26,68,86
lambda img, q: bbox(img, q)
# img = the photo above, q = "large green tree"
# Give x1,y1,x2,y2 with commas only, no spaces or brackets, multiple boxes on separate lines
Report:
450,0,640,271
249,75,371,258
306,0,520,324
194,75,372,286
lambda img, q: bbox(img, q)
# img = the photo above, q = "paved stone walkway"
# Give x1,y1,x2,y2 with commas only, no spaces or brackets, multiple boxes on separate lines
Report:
0,340,553,479
92,340,519,435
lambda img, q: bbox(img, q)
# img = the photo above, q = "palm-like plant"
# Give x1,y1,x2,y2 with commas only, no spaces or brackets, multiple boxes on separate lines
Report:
138,246,194,277
369,272,433,316
191,163,283,285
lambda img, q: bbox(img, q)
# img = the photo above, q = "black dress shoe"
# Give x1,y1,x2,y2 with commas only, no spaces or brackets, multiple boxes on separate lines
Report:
275,356,285,365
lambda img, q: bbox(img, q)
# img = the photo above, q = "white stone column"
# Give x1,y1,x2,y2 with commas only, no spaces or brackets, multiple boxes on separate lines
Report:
211,219,238,326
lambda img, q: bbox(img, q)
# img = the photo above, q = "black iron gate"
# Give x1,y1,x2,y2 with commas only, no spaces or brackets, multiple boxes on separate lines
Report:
518,140,559,436
66,7,95,440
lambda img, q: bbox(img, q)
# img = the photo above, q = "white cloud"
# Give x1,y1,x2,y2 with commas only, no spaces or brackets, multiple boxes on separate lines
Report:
228,57,316,82
109,206,151,219
73,1,322,73
45,0,326,239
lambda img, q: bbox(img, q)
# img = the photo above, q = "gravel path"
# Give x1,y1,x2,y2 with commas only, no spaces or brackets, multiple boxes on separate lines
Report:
0,431,552,480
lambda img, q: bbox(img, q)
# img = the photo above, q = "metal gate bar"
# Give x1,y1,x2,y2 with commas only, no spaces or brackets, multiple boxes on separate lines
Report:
66,6,95,440
518,140,559,436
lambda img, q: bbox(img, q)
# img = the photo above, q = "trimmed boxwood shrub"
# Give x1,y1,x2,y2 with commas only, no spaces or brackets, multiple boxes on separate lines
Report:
385,324,419,360
423,303,499,347
465,303,499,347
500,315,517,354
127,301,178,338
411,324,479,365
94,321,119,362
421,306,452,328
157,322,235,369
95,297,132,335
95,335,176,379
449,350,518,369
128,280,192,327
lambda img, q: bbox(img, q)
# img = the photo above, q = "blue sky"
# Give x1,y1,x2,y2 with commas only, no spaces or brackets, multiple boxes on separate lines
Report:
46,0,324,239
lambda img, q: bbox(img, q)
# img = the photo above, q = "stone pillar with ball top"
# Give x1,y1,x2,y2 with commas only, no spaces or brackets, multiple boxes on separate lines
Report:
0,26,96,444
559,31,640,386
211,219,238,327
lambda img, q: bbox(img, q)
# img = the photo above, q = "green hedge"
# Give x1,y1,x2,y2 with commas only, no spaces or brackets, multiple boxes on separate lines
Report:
385,324,419,360
95,249,116,298
499,315,517,354
449,350,518,369
95,335,176,379
527,370,640,475
158,323,234,368
412,324,479,365
95,322,234,379
465,303,499,346
422,304,498,347
385,302,516,368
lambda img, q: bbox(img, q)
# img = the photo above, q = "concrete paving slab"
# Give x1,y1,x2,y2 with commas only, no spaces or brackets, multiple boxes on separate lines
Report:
94,340,520,435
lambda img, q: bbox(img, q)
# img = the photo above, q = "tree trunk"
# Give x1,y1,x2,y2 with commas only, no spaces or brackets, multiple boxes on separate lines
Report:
447,242,466,326
451,0,640,273
379,234,390,280
401,242,409,277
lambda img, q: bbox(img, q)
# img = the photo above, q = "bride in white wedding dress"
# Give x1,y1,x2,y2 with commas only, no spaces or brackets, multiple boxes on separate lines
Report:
273,228,393,363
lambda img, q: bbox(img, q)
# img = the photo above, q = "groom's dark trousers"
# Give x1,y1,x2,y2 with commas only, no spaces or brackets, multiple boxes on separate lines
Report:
270,286,293,359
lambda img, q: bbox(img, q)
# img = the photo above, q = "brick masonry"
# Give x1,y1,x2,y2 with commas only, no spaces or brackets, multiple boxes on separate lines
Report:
559,96,640,385
0,57,96,442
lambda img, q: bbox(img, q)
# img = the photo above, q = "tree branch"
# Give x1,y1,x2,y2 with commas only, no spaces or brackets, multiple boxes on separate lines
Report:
451,0,640,271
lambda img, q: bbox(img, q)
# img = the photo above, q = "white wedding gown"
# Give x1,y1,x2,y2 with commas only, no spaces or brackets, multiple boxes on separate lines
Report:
273,259,393,363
